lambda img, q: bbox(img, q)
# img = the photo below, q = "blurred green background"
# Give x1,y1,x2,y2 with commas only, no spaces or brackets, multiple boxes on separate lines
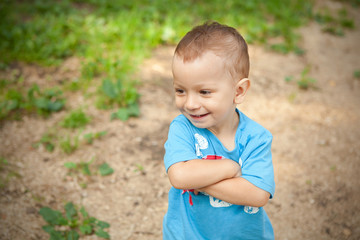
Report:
0,0,356,121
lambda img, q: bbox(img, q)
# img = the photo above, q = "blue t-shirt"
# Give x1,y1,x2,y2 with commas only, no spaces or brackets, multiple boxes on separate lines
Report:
163,110,275,240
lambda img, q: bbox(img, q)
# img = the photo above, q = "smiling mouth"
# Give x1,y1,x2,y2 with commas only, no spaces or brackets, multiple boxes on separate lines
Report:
189,113,210,119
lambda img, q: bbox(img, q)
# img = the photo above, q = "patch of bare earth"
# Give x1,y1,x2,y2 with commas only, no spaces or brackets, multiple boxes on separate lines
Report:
1,2,360,240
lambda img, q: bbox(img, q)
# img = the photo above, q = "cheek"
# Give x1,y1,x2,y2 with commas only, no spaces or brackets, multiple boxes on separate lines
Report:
174,97,184,108
207,97,235,115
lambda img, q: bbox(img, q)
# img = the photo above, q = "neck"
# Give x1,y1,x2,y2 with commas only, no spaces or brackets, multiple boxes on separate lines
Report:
208,109,239,150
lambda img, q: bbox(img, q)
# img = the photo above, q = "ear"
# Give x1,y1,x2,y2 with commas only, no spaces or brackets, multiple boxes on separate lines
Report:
234,78,250,104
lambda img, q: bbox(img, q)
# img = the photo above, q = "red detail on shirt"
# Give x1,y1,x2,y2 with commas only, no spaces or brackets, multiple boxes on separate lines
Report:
203,155,225,160
182,189,194,206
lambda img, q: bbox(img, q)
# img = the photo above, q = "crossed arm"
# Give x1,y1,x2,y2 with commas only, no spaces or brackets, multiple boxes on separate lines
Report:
167,159,270,207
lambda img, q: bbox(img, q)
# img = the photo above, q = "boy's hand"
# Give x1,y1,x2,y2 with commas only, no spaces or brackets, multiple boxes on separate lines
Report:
229,159,242,178
234,164,242,178
168,158,241,190
194,160,241,195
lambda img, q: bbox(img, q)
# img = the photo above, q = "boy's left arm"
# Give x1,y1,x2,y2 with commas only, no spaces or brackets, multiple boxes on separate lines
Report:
197,132,274,207
196,177,270,207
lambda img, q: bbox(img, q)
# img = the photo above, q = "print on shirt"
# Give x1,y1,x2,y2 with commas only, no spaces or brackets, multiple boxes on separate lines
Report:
195,133,208,157
244,206,259,214
193,133,232,208
201,154,233,208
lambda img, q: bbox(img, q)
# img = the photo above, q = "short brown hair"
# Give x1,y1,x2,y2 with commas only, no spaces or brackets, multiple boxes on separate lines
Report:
174,21,250,80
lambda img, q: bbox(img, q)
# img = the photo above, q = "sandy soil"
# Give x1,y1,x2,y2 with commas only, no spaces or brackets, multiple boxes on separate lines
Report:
1,2,360,240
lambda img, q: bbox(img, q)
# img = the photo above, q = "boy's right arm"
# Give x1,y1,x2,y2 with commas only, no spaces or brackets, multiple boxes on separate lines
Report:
167,159,241,190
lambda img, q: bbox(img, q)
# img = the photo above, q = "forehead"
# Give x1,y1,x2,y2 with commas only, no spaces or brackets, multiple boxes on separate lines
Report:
173,52,226,76
172,52,233,87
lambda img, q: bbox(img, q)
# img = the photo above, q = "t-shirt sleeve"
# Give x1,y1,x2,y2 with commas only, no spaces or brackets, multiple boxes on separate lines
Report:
164,118,199,172
240,130,275,198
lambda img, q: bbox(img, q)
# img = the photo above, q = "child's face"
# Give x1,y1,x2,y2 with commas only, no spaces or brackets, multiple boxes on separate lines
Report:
172,51,239,133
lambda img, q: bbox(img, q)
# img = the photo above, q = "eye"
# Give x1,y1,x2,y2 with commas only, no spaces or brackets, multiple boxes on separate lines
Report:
200,90,211,95
175,88,185,95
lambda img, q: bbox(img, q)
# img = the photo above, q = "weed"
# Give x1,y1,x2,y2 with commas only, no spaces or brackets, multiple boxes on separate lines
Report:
0,157,8,171
0,157,9,188
0,83,65,120
27,84,66,116
0,88,24,120
288,92,297,103
39,202,110,240
64,158,114,177
60,135,79,154
63,78,82,92
83,131,107,144
315,8,355,36
97,78,140,121
61,109,91,129
97,78,140,109
285,76,294,83
0,156,21,189
65,160,93,177
34,132,57,152
98,163,114,176
64,159,114,188
134,164,146,175
330,165,337,171
297,67,317,90
285,66,317,90
111,103,140,121
354,70,360,79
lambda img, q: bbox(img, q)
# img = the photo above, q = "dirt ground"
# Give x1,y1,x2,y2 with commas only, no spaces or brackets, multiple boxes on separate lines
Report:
1,2,360,240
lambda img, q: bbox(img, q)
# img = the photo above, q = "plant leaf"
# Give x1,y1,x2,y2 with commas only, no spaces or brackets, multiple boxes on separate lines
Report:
84,133,94,144
102,79,117,99
79,224,93,234
95,229,110,239
49,231,66,240
64,202,77,220
81,163,91,176
96,220,110,229
98,163,114,176
64,162,77,169
80,206,88,218
111,108,129,121
39,207,68,226
127,103,140,117
66,230,79,240
42,225,55,234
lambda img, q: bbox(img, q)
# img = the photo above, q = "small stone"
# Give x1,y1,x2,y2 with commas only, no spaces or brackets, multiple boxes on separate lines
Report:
343,228,352,237
26,207,37,214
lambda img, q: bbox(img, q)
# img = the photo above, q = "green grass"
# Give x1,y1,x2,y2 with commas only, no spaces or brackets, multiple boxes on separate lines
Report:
0,0,316,67
0,0,356,121
0,83,65,120
315,7,355,36
61,109,91,129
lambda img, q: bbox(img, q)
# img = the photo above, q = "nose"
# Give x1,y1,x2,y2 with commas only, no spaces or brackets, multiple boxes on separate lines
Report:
184,93,200,111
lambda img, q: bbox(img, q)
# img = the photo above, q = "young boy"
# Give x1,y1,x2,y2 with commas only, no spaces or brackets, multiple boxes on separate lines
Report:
163,21,275,240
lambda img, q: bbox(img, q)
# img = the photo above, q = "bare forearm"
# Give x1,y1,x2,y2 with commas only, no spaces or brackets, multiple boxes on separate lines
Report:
198,177,270,207
167,159,240,190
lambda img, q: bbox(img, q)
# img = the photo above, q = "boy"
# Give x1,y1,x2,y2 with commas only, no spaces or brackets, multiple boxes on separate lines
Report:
163,21,275,240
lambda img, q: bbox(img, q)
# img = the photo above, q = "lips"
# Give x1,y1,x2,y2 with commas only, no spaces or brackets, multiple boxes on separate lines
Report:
189,113,210,120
